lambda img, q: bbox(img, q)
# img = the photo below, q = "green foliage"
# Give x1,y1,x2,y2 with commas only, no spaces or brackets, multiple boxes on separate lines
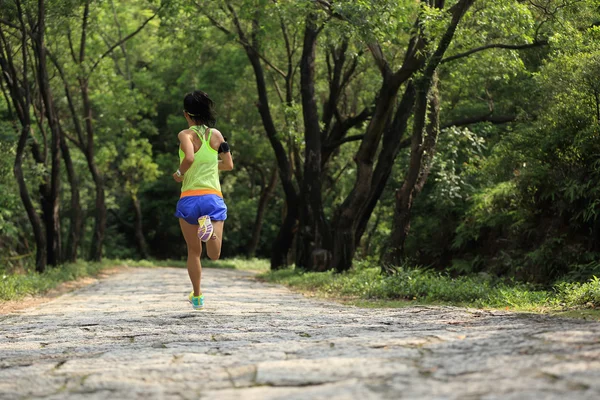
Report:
260,262,547,310
2,0,600,287
0,260,111,301
555,276,600,308
402,7,600,282
204,257,269,271
262,261,600,311
0,135,31,270
431,127,486,207
0,143,20,239
454,181,527,247
119,139,161,198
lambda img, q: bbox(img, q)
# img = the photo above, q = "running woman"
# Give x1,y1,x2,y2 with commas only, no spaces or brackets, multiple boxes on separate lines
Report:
173,91,233,310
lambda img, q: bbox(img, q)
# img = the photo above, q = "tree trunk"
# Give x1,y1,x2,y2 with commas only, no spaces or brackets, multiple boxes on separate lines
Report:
247,166,277,258
361,212,382,257
132,196,149,259
386,72,440,264
296,14,330,271
88,161,106,261
0,13,47,271
330,75,402,272
60,135,82,262
48,50,85,263
327,15,424,273
39,187,61,266
245,46,299,269
354,82,417,246
73,1,105,261
202,8,300,269
382,0,476,264
80,80,106,261
594,89,599,124
271,200,298,269
331,0,475,272
15,126,47,272
35,0,62,266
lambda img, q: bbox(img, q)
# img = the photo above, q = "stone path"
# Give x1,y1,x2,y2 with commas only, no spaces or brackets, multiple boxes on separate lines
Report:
1,267,600,399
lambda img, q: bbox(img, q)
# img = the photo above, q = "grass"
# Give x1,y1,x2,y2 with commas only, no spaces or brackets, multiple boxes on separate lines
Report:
0,257,269,302
258,262,600,319
201,257,270,272
5,256,600,320
1,259,115,302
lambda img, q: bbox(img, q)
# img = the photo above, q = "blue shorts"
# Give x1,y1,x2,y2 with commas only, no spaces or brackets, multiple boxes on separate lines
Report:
174,195,227,225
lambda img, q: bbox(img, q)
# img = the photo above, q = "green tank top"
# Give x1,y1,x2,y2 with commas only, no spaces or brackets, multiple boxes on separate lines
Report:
179,125,222,196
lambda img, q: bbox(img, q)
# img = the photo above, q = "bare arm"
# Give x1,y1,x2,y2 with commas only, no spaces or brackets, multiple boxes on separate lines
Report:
219,152,234,171
209,129,234,171
173,130,195,182
178,130,195,174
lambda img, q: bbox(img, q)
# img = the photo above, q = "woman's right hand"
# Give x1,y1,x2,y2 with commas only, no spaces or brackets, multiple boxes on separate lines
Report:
173,172,184,183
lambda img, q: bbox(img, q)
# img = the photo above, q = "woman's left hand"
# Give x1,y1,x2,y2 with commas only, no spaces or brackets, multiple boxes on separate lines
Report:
173,172,183,182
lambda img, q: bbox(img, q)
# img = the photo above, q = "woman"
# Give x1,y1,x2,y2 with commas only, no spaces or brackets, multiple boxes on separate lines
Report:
173,90,233,310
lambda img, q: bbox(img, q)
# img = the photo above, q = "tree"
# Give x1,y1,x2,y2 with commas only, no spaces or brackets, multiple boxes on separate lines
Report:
119,139,160,259
194,0,371,269
0,0,63,270
48,0,160,261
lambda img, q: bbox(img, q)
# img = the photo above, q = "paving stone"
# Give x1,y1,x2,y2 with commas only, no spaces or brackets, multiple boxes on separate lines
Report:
1,267,600,399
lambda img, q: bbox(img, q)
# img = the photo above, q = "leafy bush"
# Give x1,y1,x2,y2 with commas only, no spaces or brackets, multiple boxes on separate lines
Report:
555,276,600,308
0,261,109,301
261,262,553,310
263,260,600,313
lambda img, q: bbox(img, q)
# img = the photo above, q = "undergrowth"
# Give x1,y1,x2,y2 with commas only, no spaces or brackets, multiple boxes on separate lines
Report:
258,261,600,313
4,255,598,315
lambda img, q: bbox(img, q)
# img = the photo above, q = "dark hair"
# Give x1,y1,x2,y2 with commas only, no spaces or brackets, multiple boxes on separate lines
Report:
183,90,216,127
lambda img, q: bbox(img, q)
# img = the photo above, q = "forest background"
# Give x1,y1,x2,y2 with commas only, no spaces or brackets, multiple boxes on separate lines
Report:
1,0,600,297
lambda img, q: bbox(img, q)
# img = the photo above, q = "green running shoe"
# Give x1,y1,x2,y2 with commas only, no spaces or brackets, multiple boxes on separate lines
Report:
188,291,204,310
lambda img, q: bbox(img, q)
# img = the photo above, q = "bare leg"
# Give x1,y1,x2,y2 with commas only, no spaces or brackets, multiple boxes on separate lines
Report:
206,221,224,260
179,218,203,296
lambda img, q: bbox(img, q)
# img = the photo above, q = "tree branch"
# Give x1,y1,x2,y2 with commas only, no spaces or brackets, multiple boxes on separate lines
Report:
322,41,350,134
198,3,287,78
280,15,292,69
202,11,235,37
88,7,161,76
224,0,247,41
79,0,90,64
398,137,411,150
109,209,134,230
63,132,81,148
66,25,78,64
47,49,86,147
269,69,285,104
340,51,360,91
0,19,21,30
441,40,549,64
324,107,372,151
441,114,517,129
367,42,392,77
325,134,364,149
259,54,287,80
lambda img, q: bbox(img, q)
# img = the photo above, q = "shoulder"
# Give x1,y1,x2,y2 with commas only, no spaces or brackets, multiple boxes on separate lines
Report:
209,128,225,143
178,129,194,141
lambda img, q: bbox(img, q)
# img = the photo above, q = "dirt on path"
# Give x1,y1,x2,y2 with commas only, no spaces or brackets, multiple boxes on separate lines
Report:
1,267,600,399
